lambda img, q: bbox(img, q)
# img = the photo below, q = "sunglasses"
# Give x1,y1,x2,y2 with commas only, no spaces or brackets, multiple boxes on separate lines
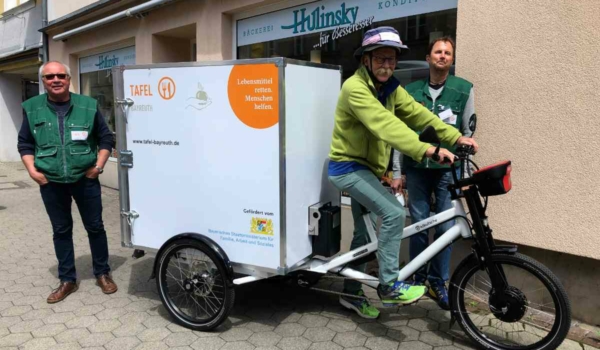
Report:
43,74,69,80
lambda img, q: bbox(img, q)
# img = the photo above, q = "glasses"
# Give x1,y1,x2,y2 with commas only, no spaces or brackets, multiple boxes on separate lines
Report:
43,74,69,80
372,56,397,66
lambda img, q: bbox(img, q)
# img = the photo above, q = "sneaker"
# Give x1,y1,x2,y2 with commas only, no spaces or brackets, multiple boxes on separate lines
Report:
377,281,427,307
428,282,450,310
339,290,380,319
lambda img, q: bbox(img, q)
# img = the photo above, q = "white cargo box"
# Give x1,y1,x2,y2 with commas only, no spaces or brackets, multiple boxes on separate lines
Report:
114,58,342,275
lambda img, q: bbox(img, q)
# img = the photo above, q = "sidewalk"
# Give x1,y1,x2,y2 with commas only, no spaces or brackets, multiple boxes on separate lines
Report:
0,161,597,350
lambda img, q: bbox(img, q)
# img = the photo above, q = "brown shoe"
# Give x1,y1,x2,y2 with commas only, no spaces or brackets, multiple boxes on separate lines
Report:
47,281,78,304
97,274,118,294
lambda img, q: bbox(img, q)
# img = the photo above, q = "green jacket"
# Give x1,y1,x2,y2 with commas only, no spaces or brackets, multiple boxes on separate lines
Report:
22,93,99,183
403,75,473,169
329,66,462,178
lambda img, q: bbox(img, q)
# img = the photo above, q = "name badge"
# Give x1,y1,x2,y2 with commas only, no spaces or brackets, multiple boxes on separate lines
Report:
438,109,457,125
71,131,89,141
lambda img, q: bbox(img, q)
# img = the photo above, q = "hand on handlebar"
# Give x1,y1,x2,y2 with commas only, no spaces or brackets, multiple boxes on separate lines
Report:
456,136,479,153
425,147,456,165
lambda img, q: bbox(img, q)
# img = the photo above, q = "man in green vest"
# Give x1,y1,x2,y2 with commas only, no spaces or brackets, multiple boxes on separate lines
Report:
17,61,118,303
392,37,475,310
328,27,479,319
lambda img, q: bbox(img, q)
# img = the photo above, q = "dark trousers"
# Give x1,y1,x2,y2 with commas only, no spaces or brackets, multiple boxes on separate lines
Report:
40,177,110,282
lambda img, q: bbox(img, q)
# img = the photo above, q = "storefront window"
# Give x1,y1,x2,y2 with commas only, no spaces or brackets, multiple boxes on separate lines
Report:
80,46,135,159
237,1,457,85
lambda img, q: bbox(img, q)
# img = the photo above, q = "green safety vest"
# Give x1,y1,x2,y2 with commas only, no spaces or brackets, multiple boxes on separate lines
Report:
403,75,472,169
22,93,99,183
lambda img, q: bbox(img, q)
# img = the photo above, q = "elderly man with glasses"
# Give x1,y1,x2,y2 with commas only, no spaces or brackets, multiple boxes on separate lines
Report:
17,61,117,303
327,27,479,319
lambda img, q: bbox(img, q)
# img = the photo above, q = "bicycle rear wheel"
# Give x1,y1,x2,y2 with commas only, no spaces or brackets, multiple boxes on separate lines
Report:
450,252,570,350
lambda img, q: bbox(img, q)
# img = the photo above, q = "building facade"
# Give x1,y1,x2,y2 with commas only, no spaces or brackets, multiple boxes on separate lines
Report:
18,0,600,324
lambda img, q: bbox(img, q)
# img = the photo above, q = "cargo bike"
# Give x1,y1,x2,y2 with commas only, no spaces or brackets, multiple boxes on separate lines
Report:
113,58,570,350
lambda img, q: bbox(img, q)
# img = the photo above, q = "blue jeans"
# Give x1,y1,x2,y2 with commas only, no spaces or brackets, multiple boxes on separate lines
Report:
329,170,406,293
40,177,111,282
405,167,455,285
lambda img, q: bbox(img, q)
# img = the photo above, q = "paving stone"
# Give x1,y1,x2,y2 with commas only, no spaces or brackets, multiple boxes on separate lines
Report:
79,332,116,347
0,316,22,328
165,332,199,347
105,336,141,350
386,326,421,342
87,319,121,333
119,311,151,325
327,318,358,332
104,297,133,308
1,304,31,316
408,318,439,332
245,320,278,332
133,342,170,350
32,324,67,337
126,300,156,312
96,307,129,320
248,331,282,346
20,308,55,321
272,311,302,324
55,328,91,343
113,322,147,337
44,311,76,324
333,331,368,347
397,341,433,350
221,341,256,350
357,322,388,337
168,323,194,333
435,346,462,350
0,333,33,347
303,327,336,342
52,299,84,313
364,336,399,350
65,315,98,328
419,331,454,347
143,315,172,329
8,319,44,333
190,336,226,350
73,304,105,316
308,341,343,350
19,337,59,350
220,327,254,341
396,306,427,319
274,323,307,337
0,327,8,337
136,327,172,342
12,294,44,306
277,336,312,350
298,314,330,328
427,310,451,323
377,313,409,328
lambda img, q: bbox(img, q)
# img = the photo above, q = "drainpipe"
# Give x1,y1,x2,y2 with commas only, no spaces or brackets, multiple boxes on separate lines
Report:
41,0,49,62
52,0,175,41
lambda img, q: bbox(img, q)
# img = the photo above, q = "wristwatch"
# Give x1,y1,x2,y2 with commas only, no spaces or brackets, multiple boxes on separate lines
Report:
95,165,104,174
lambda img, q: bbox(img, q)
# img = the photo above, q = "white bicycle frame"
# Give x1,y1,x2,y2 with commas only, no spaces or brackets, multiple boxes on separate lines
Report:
302,198,473,288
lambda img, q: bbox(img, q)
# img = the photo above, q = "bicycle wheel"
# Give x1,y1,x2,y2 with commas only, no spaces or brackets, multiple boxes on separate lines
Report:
156,238,235,331
450,252,570,350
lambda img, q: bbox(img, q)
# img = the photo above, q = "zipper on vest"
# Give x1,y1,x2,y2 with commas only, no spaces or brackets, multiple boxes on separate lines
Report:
59,114,67,178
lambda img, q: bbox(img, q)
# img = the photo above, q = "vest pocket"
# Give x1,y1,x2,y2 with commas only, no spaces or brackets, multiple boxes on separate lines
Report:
69,145,96,176
34,147,59,177
33,120,51,147
68,123,91,142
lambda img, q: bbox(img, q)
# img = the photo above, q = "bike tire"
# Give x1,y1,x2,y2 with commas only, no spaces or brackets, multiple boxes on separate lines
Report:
449,252,571,350
156,238,235,331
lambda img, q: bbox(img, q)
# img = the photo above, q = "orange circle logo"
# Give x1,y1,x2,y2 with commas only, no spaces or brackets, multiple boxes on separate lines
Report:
227,64,278,129
158,77,176,100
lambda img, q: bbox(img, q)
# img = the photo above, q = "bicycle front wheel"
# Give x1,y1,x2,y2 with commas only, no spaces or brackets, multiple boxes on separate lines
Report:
450,252,571,350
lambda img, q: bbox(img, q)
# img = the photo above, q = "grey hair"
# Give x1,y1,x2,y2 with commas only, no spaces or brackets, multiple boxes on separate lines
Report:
39,61,71,80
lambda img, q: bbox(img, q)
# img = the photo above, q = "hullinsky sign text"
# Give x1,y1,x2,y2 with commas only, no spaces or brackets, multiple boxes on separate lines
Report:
281,3,359,34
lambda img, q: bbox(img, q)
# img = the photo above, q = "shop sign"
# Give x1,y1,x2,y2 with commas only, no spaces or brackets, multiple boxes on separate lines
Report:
79,46,136,74
237,0,457,47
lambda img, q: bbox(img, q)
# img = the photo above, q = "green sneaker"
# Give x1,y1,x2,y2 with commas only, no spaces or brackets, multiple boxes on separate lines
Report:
339,290,380,319
377,281,427,307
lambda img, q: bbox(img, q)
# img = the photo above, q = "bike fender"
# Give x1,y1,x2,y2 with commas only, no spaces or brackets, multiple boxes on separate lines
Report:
150,233,234,287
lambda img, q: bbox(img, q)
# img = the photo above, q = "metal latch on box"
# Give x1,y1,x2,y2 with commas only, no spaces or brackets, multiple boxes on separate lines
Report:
120,150,133,168
115,98,134,123
308,203,323,236
121,210,139,227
